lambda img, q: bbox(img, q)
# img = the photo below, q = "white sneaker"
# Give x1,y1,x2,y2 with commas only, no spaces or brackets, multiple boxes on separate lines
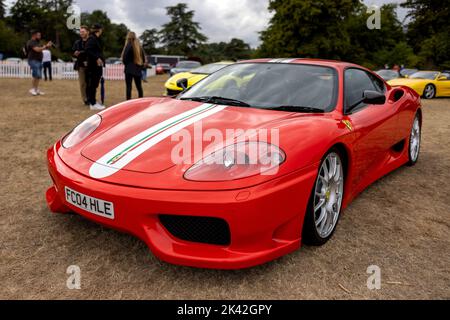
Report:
90,103,106,111
29,89,38,96
36,90,45,95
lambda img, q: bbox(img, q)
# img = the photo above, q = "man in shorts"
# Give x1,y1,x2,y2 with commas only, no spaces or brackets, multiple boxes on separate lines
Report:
27,30,52,96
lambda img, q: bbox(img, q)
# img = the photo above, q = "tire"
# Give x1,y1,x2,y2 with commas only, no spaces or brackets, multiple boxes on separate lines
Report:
302,149,345,246
423,84,436,99
407,113,421,166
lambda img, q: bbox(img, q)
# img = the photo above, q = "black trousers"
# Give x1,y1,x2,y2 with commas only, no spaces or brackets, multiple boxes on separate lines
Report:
86,67,102,105
43,62,52,81
125,73,143,100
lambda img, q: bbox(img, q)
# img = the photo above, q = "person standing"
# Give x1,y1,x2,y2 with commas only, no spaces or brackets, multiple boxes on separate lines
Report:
27,30,52,96
121,32,145,100
72,25,89,105
85,24,105,111
42,48,52,81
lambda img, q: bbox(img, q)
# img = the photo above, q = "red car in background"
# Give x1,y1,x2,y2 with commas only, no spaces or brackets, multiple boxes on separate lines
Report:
46,59,422,269
156,63,172,75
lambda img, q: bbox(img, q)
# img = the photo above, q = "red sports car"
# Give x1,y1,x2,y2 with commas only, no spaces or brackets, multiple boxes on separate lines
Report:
46,59,422,269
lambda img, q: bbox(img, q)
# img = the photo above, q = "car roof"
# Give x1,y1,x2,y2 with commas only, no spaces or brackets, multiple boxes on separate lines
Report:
237,58,361,69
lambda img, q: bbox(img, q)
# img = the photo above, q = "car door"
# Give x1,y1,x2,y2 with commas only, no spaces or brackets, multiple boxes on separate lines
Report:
435,73,450,96
343,68,399,190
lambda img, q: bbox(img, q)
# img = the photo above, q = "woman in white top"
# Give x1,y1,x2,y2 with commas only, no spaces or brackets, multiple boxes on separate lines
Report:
42,49,52,81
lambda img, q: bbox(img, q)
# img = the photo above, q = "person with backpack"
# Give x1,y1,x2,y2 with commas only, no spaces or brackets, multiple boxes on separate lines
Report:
72,25,89,105
121,32,145,100
85,24,105,111
26,30,52,96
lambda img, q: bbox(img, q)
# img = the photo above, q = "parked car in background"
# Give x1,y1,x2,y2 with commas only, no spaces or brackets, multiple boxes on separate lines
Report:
375,69,400,81
4,57,22,64
400,68,419,78
165,61,234,96
156,63,172,75
170,60,202,76
388,71,450,99
105,57,121,65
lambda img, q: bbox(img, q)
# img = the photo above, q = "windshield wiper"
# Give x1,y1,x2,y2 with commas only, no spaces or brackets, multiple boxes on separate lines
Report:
180,96,250,107
267,105,325,113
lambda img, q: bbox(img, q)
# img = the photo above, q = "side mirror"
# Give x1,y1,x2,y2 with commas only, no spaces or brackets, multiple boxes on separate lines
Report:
437,75,447,81
176,78,188,90
363,90,386,105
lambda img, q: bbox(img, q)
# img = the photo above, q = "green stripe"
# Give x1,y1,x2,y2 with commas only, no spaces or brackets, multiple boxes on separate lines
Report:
107,104,216,165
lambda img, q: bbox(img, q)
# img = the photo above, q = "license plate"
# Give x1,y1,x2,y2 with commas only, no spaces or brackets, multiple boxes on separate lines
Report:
65,187,115,220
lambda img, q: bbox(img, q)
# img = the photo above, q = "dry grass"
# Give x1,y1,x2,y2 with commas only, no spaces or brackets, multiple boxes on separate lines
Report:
0,77,449,300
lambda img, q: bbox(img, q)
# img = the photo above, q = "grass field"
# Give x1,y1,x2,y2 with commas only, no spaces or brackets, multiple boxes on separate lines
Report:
0,77,449,299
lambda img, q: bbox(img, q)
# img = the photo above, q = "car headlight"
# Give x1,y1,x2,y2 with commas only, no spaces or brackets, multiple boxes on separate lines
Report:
62,114,101,148
184,142,286,182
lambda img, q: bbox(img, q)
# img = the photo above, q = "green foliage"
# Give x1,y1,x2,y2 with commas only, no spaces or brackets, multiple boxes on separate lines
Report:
402,0,450,68
140,29,161,54
257,0,422,69
195,38,253,63
259,0,363,59
9,0,79,60
159,3,207,55
0,0,5,19
0,20,23,56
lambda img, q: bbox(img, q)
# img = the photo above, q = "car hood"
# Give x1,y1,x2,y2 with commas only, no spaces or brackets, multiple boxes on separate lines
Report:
172,68,194,74
165,72,207,90
388,78,428,87
81,99,296,178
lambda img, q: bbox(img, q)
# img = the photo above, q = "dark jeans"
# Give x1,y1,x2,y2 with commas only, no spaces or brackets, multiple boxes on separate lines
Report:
43,62,52,81
125,73,143,100
86,67,102,105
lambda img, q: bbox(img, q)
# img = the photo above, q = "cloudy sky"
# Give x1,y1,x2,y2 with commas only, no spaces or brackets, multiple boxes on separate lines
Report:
5,0,408,47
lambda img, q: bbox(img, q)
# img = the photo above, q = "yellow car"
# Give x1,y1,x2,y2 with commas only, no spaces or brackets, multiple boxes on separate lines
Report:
388,71,450,99
164,61,234,96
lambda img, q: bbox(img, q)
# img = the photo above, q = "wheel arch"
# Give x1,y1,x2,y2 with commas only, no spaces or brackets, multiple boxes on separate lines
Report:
424,83,436,98
328,142,353,208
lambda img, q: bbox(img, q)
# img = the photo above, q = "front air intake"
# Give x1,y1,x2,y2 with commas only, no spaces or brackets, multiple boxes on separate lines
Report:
159,215,231,246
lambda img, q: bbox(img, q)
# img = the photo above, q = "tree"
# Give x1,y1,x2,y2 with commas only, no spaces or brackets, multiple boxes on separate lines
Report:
402,0,450,68
345,4,413,68
159,3,207,55
0,20,23,57
9,0,78,60
258,0,363,59
10,0,46,32
140,28,161,54
257,1,419,69
224,38,252,61
0,0,6,19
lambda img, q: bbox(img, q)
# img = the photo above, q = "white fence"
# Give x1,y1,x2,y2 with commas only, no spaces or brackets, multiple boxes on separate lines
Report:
0,61,156,80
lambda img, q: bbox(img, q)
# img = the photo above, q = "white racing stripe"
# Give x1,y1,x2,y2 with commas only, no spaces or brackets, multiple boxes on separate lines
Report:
89,103,227,179
268,58,298,63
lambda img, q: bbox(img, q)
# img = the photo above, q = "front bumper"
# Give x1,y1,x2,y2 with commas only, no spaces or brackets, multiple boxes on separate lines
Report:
46,145,317,269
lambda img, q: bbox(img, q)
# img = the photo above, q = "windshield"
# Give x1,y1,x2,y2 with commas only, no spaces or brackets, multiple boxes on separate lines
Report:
191,63,230,75
410,71,439,80
179,63,338,111
176,61,201,69
376,70,398,80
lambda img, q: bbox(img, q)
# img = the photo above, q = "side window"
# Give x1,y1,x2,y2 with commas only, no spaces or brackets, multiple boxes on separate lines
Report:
441,73,450,80
344,69,377,110
369,73,386,92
